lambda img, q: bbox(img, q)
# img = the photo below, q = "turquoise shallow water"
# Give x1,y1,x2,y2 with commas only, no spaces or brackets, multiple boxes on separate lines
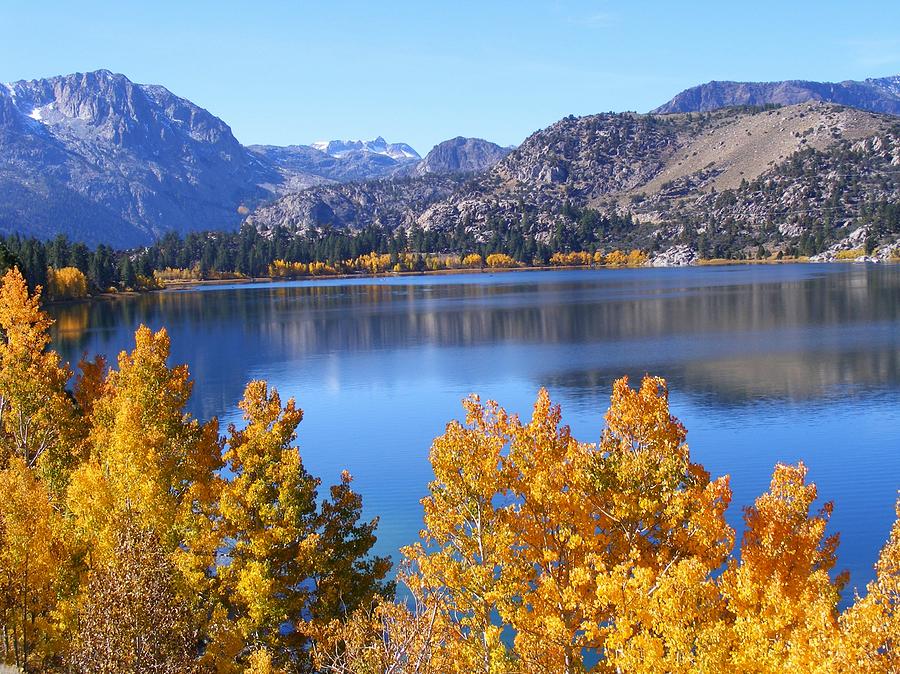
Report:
49,264,900,594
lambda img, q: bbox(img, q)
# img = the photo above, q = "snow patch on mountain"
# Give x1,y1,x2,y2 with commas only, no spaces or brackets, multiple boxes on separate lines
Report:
311,136,420,161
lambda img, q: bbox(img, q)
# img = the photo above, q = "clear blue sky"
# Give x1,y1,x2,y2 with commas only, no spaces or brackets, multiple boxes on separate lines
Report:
1,1,898,153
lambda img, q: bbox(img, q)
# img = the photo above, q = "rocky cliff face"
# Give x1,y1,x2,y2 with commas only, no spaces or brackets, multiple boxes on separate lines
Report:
246,174,463,235
415,137,511,175
654,75,900,115
0,70,276,246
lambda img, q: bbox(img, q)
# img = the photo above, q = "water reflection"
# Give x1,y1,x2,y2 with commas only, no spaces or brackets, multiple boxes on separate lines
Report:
51,265,900,416
48,264,900,592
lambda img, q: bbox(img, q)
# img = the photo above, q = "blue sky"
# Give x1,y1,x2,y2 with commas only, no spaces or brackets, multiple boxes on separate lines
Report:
1,1,898,152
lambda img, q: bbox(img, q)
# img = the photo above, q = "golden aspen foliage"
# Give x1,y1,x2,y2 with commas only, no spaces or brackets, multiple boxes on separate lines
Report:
586,376,733,673
720,463,845,673
485,253,518,268
603,250,628,266
403,393,518,673
834,496,900,672
352,252,393,275
626,249,648,266
66,325,223,584
46,266,88,300
244,647,286,674
0,458,67,671
462,253,484,268
402,377,734,673
550,250,593,266
269,259,308,278
72,354,107,422
0,268,77,492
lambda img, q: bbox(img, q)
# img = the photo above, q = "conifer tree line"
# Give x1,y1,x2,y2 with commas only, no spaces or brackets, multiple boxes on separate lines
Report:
0,266,897,672
0,210,638,295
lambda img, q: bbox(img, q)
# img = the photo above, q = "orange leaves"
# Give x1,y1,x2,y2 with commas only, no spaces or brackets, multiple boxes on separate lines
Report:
404,379,737,672
68,325,223,563
0,457,66,669
719,463,847,672
485,253,518,268
391,376,900,672
736,462,842,596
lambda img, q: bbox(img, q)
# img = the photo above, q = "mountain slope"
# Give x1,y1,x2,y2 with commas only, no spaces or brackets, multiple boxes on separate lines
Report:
246,174,464,235
0,70,278,246
654,75,900,115
250,103,900,258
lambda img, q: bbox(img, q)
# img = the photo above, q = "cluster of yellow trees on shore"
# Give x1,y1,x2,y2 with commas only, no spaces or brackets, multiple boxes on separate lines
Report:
549,249,648,267
268,249,649,279
0,266,897,672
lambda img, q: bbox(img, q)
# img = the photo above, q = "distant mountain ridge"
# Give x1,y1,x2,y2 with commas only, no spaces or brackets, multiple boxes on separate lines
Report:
2,68,899,259
251,102,900,259
0,70,505,245
311,136,420,161
654,75,900,115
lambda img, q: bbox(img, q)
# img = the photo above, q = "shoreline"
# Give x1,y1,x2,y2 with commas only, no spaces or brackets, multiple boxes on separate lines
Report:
159,257,820,291
45,256,896,307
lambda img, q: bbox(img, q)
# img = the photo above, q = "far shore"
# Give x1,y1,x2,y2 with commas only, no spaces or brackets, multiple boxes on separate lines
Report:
44,256,895,308
158,256,824,291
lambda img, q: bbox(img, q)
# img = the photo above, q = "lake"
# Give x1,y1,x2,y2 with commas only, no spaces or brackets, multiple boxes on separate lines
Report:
48,264,900,594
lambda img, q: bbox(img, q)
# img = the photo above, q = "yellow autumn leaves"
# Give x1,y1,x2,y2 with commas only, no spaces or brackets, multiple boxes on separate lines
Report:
0,265,897,672
0,267,390,672
317,378,899,673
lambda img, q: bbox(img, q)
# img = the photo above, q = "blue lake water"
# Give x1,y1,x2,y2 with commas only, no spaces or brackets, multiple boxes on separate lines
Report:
48,264,900,594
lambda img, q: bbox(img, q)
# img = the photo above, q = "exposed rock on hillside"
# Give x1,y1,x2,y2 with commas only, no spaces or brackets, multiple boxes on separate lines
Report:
246,175,463,235
251,103,900,258
650,245,697,266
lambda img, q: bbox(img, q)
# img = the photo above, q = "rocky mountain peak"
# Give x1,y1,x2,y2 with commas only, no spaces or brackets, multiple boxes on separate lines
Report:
415,136,511,175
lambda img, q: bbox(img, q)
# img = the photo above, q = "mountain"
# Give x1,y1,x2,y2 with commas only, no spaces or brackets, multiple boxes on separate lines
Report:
311,136,420,161
247,143,412,188
250,102,900,258
414,137,512,175
247,174,464,235
245,137,512,232
0,70,277,247
2,69,899,258
654,75,900,115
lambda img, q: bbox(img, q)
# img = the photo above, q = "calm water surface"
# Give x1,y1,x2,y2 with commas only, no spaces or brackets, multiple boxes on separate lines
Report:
49,264,900,592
